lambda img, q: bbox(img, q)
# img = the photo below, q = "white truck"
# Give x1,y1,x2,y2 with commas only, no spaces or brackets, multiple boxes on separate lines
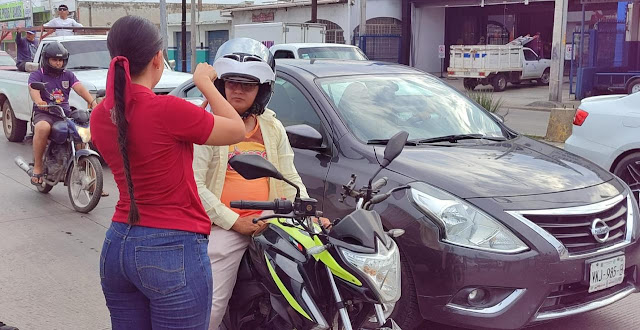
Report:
232,22,326,47
0,35,192,142
447,36,551,92
270,43,368,60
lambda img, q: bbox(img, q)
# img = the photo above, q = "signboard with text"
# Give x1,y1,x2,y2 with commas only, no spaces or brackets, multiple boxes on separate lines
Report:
0,1,25,22
438,44,446,59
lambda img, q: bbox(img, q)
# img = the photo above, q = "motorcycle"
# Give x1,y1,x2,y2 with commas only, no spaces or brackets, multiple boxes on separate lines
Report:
222,131,411,330
14,82,104,213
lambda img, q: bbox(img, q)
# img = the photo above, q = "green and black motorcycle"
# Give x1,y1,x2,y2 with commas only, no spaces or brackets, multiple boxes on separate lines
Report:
222,131,411,330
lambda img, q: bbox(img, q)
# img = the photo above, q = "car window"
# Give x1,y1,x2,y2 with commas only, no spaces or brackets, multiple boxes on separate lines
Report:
274,50,295,59
523,49,537,61
298,47,368,60
319,74,505,142
186,85,203,98
268,77,322,133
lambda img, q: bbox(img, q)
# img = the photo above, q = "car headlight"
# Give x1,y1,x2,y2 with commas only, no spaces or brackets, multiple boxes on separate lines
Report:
77,126,92,143
340,238,401,303
410,182,528,253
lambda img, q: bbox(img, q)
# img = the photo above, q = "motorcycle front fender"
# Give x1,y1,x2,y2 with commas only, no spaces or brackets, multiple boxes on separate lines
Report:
74,148,100,162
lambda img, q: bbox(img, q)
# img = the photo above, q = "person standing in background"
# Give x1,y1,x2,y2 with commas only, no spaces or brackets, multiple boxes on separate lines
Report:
44,5,83,36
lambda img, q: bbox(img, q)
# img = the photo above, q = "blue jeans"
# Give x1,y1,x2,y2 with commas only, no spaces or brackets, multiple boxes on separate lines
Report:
100,222,212,330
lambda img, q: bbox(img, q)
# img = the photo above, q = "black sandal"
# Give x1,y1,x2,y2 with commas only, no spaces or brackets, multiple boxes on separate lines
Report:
30,173,43,186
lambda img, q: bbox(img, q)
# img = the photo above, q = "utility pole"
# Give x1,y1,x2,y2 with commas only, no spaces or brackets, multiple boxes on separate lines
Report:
549,0,568,102
159,0,169,61
311,0,317,23
191,0,196,73
359,0,366,43
181,0,187,72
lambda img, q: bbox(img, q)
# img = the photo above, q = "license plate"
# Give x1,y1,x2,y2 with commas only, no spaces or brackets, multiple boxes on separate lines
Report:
464,71,471,75
588,255,625,293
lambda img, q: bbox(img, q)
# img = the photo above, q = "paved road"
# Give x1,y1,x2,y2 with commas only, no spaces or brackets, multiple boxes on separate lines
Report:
1,135,639,330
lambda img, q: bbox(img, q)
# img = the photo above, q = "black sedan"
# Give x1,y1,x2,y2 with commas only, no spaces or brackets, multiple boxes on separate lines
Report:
171,60,640,329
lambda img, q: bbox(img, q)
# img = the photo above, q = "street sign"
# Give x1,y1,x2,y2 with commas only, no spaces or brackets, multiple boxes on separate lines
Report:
438,44,446,59
565,44,573,60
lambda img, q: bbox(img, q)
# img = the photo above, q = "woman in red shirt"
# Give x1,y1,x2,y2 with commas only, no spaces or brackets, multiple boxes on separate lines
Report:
90,16,244,329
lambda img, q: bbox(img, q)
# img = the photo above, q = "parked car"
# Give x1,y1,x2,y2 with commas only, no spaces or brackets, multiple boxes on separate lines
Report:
271,43,368,60
172,60,640,330
448,36,551,92
0,50,16,70
566,92,640,205
0,35,192,143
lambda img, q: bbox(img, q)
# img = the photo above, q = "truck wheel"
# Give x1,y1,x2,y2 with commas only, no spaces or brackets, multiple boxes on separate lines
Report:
2,101,27,142
463,78,478,90
627,80,640,94
538,69,550,86
492,74,507,92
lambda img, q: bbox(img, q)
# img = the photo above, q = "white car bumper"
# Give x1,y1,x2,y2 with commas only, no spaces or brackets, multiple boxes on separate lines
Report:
565,134,616,171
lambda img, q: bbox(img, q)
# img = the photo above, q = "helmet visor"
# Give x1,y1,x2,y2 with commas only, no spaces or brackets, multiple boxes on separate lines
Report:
214,38,274,67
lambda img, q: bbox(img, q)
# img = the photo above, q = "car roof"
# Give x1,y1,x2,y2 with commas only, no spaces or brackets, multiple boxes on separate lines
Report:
271,43,359,50
0,50,9,55
42,35,107,42
276,59,422,78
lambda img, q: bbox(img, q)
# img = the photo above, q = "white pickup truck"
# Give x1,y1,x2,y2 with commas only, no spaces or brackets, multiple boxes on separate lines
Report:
0,35,192,142
447,36,551,92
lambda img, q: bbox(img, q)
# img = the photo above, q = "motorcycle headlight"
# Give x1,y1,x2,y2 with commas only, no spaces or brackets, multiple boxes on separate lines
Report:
77,126,92,143
410,182,528,253
340,238,401,304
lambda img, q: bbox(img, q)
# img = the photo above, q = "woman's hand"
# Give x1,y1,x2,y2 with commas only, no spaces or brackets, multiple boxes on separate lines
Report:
193,63,217,88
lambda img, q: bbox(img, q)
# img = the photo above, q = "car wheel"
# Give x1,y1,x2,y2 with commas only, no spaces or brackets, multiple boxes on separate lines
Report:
492,74,507,92
627,80,640,94
613,152,640,206
463,78,478,90
388,253,421,330
2,101,27,142
538,69,551,86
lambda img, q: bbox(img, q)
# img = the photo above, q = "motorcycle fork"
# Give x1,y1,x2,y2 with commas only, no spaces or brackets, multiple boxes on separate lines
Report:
325,265,353,330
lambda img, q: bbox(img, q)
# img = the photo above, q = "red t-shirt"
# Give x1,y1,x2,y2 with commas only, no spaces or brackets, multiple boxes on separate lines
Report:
90,84,214,234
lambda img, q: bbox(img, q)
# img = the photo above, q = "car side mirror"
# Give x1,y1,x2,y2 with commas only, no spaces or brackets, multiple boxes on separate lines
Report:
381,131,409,168
25,62,39,72
168,60,176,70
30,82,47,91
285,124,325,151
229,154,284,181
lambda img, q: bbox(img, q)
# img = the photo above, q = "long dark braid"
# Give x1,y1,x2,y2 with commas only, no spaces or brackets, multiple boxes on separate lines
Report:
113,64,139,224
107,16,163,224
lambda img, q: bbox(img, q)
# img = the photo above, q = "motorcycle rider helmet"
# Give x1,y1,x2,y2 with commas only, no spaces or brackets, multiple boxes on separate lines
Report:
212,38,276,118
40,41,69,75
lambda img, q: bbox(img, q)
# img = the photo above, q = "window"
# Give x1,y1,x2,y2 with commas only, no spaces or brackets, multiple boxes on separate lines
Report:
274,50,295,59
267,77,322,133
185,85,203,98
523,49,538,61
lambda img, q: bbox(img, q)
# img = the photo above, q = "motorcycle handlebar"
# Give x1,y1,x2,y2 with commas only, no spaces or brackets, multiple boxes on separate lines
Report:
371,177,388,190
230,199,294,215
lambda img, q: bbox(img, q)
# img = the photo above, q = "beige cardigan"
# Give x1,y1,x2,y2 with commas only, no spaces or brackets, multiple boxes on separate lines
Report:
193,109,309,230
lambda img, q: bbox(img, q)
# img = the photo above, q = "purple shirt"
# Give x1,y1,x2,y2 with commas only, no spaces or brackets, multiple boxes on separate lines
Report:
15,33,39,63
28,69,80,115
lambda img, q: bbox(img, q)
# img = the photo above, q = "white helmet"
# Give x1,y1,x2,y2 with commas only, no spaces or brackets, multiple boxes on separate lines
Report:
213,38,276,116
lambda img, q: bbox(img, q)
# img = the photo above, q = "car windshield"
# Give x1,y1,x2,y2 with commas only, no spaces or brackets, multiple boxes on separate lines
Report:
60,40,111,70
0,53,16,66
298,47,368,60
318,74,506,142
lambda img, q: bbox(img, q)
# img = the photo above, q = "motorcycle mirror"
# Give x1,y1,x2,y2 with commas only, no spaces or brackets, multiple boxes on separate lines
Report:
381,131,409,168
96,89,106,98
30,82,47,91
229,154,284,181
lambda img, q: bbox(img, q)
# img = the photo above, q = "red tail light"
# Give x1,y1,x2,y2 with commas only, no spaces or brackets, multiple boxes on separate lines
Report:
573,109,589,126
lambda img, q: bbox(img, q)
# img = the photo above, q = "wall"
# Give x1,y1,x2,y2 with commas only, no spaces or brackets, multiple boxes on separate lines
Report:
231,2,349,40
411,6,445,73
76,1,223,27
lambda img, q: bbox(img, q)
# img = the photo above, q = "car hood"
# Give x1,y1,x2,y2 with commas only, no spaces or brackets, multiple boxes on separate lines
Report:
72,69,192,91
375,136,614,199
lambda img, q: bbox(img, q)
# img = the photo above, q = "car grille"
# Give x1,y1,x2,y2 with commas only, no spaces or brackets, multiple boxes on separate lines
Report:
537,266,636,314
523,197,629,255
